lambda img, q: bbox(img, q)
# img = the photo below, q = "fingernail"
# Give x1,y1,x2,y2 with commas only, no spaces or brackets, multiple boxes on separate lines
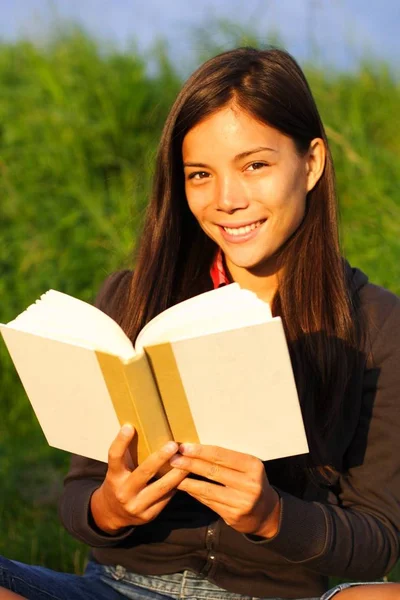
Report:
121,424,134,437
163,441,178,453
179,443,195,455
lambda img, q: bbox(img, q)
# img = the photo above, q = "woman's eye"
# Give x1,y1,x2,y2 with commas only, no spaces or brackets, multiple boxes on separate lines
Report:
188,171,209,180
247,162,268,171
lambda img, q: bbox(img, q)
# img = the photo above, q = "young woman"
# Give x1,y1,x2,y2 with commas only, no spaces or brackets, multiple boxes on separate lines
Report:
1,47,399,600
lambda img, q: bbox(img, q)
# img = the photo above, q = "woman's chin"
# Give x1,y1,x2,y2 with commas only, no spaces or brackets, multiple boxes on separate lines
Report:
224,251,278,277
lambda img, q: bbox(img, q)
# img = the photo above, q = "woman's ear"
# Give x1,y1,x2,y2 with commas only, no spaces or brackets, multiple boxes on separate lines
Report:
305,138,326,192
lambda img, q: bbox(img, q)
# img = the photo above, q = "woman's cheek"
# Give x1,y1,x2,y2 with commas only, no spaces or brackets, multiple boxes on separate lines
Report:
187,188,211,215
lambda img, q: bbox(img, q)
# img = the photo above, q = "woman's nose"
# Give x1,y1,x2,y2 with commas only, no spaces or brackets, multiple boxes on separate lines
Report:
215,176,250,212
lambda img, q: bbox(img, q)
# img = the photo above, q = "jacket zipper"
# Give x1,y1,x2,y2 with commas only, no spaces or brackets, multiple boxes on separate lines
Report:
201,522,218,575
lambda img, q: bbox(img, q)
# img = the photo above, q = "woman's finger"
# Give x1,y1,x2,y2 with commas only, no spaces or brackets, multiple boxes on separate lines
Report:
127,441,180,491
169,454,261,493
139,490,178,523
107,424,136,476
134,467,189,512
177,476,243,509
178,443,259,473
177,483,236,523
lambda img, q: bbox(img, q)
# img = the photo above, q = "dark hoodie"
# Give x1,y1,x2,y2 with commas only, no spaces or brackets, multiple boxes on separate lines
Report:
59,267,400,599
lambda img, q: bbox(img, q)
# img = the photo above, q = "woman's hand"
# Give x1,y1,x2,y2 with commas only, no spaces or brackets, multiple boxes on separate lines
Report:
90,424,188,534
170,443,280,538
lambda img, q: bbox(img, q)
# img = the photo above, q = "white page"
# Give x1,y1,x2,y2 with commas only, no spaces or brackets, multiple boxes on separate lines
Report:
170,319,308,461
135,284,272,351
0,327,121,462
4,286,269,360
5,290,135,361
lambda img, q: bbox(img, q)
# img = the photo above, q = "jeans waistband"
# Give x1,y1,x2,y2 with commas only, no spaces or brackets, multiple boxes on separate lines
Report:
101,564,261,599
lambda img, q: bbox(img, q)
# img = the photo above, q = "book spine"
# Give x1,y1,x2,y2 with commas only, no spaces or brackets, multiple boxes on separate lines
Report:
145,343,199,446
96,351,172,464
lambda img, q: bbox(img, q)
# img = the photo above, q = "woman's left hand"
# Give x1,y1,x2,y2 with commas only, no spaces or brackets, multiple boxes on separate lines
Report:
170,443,281,538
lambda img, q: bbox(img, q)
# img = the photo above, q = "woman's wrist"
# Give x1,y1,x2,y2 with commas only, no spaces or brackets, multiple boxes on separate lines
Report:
255,488,281,539
90,486,126,535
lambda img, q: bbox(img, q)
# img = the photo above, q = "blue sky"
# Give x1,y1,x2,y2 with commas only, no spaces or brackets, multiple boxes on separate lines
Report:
1,0,399,73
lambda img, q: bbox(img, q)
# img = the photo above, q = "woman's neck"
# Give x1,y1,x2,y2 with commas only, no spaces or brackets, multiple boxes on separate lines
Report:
225,258,279,305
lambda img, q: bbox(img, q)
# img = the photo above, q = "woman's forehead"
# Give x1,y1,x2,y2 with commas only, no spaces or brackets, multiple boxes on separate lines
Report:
182,106,285,161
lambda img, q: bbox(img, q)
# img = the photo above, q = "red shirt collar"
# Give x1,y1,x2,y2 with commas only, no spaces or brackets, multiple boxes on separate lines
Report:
210,250,230,289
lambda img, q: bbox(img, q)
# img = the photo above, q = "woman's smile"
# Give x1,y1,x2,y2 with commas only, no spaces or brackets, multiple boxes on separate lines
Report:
218,218,267,243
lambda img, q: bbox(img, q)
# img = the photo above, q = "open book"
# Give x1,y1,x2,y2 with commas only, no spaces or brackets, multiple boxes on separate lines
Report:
0,283,308,464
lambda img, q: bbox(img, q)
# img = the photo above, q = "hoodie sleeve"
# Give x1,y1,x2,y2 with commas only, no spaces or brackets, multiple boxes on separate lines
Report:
245,286,400,580
58,270,136,547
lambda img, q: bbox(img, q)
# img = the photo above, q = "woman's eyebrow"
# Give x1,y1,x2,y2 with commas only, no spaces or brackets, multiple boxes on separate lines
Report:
234,146,278,161
183,161,209,168
183,146,278,168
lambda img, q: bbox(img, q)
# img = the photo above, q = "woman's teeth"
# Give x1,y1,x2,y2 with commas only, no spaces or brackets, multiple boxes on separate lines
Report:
223,220,264,236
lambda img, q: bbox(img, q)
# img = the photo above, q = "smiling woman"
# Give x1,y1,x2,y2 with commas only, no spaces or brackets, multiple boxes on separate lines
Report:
182,107,325,302
1,47,400,600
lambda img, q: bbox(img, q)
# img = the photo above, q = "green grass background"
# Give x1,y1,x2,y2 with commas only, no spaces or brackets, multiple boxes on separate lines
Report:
0,27,399,581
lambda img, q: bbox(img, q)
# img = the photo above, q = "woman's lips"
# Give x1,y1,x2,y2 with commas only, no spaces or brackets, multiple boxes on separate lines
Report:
218,219,266,243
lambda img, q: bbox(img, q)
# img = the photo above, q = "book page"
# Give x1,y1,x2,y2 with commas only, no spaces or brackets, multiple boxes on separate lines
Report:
0,327,121,462
135,284,272,352
5,290,135,361
167,319,308,461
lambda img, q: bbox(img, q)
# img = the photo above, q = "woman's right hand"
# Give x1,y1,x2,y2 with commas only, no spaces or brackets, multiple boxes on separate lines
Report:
90,424,187,534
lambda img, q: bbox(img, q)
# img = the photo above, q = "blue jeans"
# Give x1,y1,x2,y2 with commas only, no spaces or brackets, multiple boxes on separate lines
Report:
0,556,389,599
320,581,390,599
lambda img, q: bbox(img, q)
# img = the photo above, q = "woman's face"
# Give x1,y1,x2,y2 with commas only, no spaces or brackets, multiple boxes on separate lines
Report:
183,104,324,277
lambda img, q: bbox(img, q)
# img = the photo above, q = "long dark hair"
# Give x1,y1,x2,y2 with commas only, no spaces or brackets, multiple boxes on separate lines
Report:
117,47,362,471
